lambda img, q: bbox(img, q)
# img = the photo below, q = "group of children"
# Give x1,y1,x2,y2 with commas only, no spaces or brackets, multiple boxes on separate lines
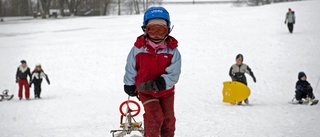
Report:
16,60,50,100
228,54,317,105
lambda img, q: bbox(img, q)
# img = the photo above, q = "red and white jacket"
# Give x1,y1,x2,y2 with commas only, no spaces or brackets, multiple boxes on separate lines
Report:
124,35,181,97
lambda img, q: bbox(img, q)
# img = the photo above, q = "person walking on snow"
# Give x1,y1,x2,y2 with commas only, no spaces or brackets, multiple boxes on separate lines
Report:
285,8,295,33
124,6,181,137
16,60,32,100
229,54,256,105
29,64,50,99
294,72,317,104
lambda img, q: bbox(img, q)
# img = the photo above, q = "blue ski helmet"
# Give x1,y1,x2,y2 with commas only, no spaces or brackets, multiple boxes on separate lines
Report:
143,7,170,27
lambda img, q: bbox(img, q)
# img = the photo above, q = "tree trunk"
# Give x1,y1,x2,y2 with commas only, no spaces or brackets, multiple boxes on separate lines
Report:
146,0,148,9
46,0,51,16
66,0,83,16
21,0,30,16
102,0,110,16
266,0,271,4
134,0,140,14
66,0,75,15
59,0,65,16
0,0,2,17
37,0,41,13
74,0,82,16
118,0,120,15
40,0,52,18
142,0,146,11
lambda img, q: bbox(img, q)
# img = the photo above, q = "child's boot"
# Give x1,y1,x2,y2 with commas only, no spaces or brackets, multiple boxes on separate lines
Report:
244,99,249,105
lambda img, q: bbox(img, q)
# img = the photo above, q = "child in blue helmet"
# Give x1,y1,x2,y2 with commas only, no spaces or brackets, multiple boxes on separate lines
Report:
295,72,318,104
124,6,181,137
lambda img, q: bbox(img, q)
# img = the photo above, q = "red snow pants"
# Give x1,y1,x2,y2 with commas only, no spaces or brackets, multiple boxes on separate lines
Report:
18,79,30,99
139,92,176,137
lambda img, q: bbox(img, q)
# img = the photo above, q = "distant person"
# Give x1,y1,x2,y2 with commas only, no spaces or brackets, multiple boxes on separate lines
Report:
284,8,295,33
16,60,32,100
229,54,256,105
124,7,181,137
29,64,50,99
294,72,318,105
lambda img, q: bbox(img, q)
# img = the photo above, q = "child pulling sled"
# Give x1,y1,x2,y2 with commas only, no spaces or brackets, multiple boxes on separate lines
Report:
124,6,181,137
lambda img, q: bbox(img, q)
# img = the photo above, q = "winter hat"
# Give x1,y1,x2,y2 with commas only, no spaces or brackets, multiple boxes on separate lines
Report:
20,60,27,64
147,19,167,26
236,54,244,62
298,72,306,80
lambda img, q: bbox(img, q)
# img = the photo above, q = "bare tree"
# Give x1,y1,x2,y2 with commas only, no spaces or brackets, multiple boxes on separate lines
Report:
246,0,299,6
102,0,110,15
20,0,32,16
265,0,271,4
11,0,20,16
59,0,65,16
0,0,3,18
66,0,83,15
118,0,120,15
40,0,51,17
134,0,140,14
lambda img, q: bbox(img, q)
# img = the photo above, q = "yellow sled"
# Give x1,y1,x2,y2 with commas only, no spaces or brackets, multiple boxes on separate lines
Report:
222,81,250,105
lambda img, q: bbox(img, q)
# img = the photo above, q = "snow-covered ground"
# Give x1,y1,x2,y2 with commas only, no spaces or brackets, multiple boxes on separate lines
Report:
1,0,320,137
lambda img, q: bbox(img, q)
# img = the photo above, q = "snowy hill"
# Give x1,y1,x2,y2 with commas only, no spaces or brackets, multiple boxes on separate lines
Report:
1,0,320,137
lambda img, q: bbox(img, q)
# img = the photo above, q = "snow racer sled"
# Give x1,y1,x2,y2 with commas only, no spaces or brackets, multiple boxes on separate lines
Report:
290,96,318,106
0,89,14,101
222,81,250,105
110,97,144,137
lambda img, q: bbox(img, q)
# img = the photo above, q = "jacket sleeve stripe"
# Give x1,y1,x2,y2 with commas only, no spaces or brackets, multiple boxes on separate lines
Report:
124,47,139,85
161,48,181,89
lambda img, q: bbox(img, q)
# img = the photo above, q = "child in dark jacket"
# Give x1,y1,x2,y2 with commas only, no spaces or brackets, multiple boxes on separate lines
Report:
29,64,50,99
295,72,317,104
229,54,256,105
16,60,32,100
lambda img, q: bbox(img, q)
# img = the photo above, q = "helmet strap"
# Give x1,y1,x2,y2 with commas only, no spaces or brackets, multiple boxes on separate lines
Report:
163,25,174,40
141,26,146,32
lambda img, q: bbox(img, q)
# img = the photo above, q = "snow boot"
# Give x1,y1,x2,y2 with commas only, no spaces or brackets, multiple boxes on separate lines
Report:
310,99,319,106
244,99,249,105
